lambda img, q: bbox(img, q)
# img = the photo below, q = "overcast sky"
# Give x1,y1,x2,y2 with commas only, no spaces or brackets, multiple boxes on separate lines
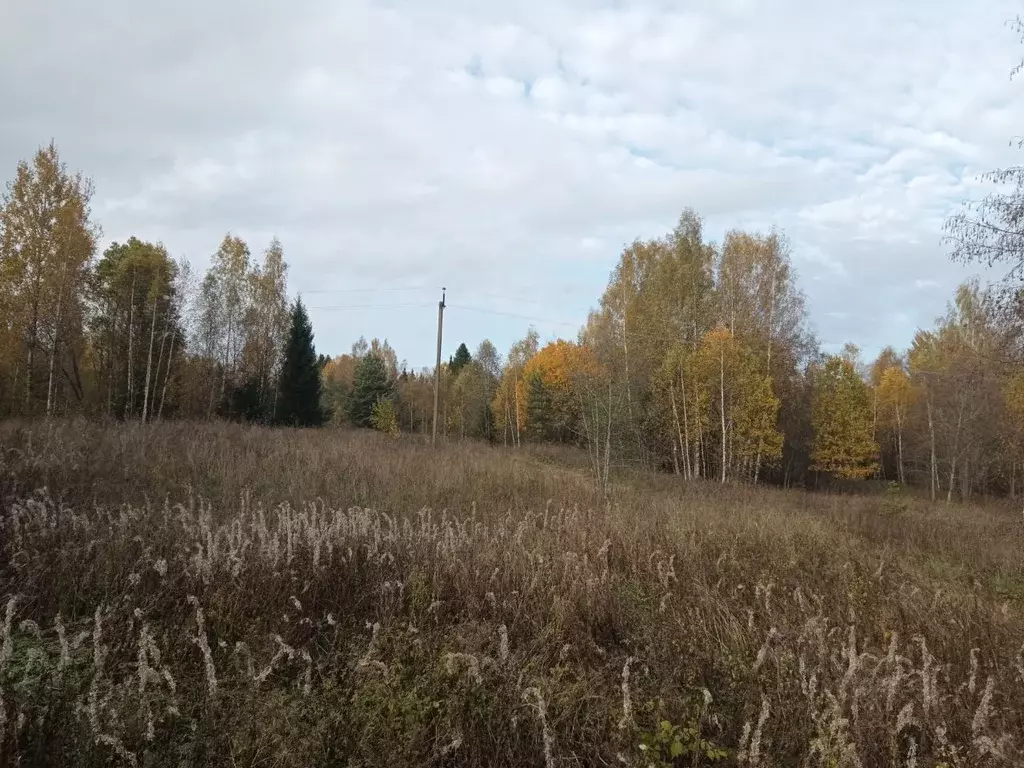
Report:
2,0,1021,367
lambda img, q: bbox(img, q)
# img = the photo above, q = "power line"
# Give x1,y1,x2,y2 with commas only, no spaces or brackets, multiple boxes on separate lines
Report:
298,285,437,295
296,280,595,300
307,300,813,355
448,304,703,345
307,302,437,311
446,304,582,328
458,291,596,312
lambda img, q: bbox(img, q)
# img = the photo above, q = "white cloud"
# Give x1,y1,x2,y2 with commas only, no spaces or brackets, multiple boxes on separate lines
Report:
1,0,1021,363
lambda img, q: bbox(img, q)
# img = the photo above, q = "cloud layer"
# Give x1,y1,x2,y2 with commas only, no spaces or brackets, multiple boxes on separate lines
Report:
2,0,1021,364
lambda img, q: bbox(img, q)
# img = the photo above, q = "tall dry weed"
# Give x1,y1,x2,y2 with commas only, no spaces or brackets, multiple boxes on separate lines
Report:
0,420,1021,765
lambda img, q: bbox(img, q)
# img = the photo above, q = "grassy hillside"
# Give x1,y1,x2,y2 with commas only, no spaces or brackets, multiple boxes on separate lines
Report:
1,421,1022,766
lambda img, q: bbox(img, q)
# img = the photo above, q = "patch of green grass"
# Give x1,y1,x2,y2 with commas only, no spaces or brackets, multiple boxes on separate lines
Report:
990,571,1024,602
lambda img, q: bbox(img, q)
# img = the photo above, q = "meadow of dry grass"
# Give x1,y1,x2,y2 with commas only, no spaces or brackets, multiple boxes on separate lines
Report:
0,420,1023,767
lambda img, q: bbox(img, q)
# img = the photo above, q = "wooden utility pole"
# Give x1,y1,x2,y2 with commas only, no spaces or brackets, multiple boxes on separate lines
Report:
432,288,446,446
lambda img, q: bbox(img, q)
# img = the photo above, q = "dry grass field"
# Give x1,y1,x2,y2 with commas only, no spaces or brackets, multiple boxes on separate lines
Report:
1,420,1023,766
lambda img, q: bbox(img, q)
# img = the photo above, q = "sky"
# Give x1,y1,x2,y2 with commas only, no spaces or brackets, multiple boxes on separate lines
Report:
1,0,1022,369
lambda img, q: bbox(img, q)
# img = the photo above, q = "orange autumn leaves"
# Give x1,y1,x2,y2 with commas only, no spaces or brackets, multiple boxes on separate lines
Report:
500,340,603,441
511,328,787,481
522,340,602,393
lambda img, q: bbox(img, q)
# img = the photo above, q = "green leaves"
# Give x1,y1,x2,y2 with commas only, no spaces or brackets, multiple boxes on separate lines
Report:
633,701,728,767
92,238,181,420
277,298,325,427
348,352,391,429
370,397,400,435
449,343,471,376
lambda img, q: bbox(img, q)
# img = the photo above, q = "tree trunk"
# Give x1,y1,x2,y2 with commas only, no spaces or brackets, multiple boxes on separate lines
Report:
45,245,72,419
61,350,84,403
223,306,233,397
926,392,937,502
603,380,613,491
207,362,218,419
947,401,965,505
680,374,692,480
152,327,168,418
141,291,159,423
695,401,705,480
125,269,137,419
45,318,60,418
513,382,522,448
620,290,648,467
157,330,175,421
669,382,687,480
720,344,727,484
102,295,113,417
755,269,778,484
871,389,878,443
947,455,957,505
106,341,114,416
25,301,39,412
896,406,905,486
25,343,33,411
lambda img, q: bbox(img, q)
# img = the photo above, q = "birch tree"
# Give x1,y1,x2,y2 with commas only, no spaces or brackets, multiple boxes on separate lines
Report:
491,328,538,447
90,238,178,420
240,238,289,418
875,364,915,485
209,234,251,398
0,142,97,416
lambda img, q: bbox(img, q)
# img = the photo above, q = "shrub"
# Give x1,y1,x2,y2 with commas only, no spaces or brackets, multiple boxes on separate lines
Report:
370,398,400,436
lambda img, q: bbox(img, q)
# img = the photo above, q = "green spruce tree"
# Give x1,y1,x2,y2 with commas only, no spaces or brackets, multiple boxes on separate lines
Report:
525,371,554,442
277,298,324,427
450,342,472,376
348,352,391,428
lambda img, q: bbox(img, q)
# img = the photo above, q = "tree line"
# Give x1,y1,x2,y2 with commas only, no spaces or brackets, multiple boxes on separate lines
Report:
317,203,1024,502
3,139,1023,499
0,143,324,427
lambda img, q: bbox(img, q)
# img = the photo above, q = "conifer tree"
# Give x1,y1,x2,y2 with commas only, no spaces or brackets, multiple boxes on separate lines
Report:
276,298,324,427
348,353,391,428
450,343,472,375
525,371,554,442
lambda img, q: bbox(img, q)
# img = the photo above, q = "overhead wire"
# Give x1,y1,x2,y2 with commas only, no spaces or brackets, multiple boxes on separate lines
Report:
307,302,438,311
298,285,436,295
302,285,806,353
445,304,582,328
305,298,854,376
306,299,734,349
295,280,595,299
